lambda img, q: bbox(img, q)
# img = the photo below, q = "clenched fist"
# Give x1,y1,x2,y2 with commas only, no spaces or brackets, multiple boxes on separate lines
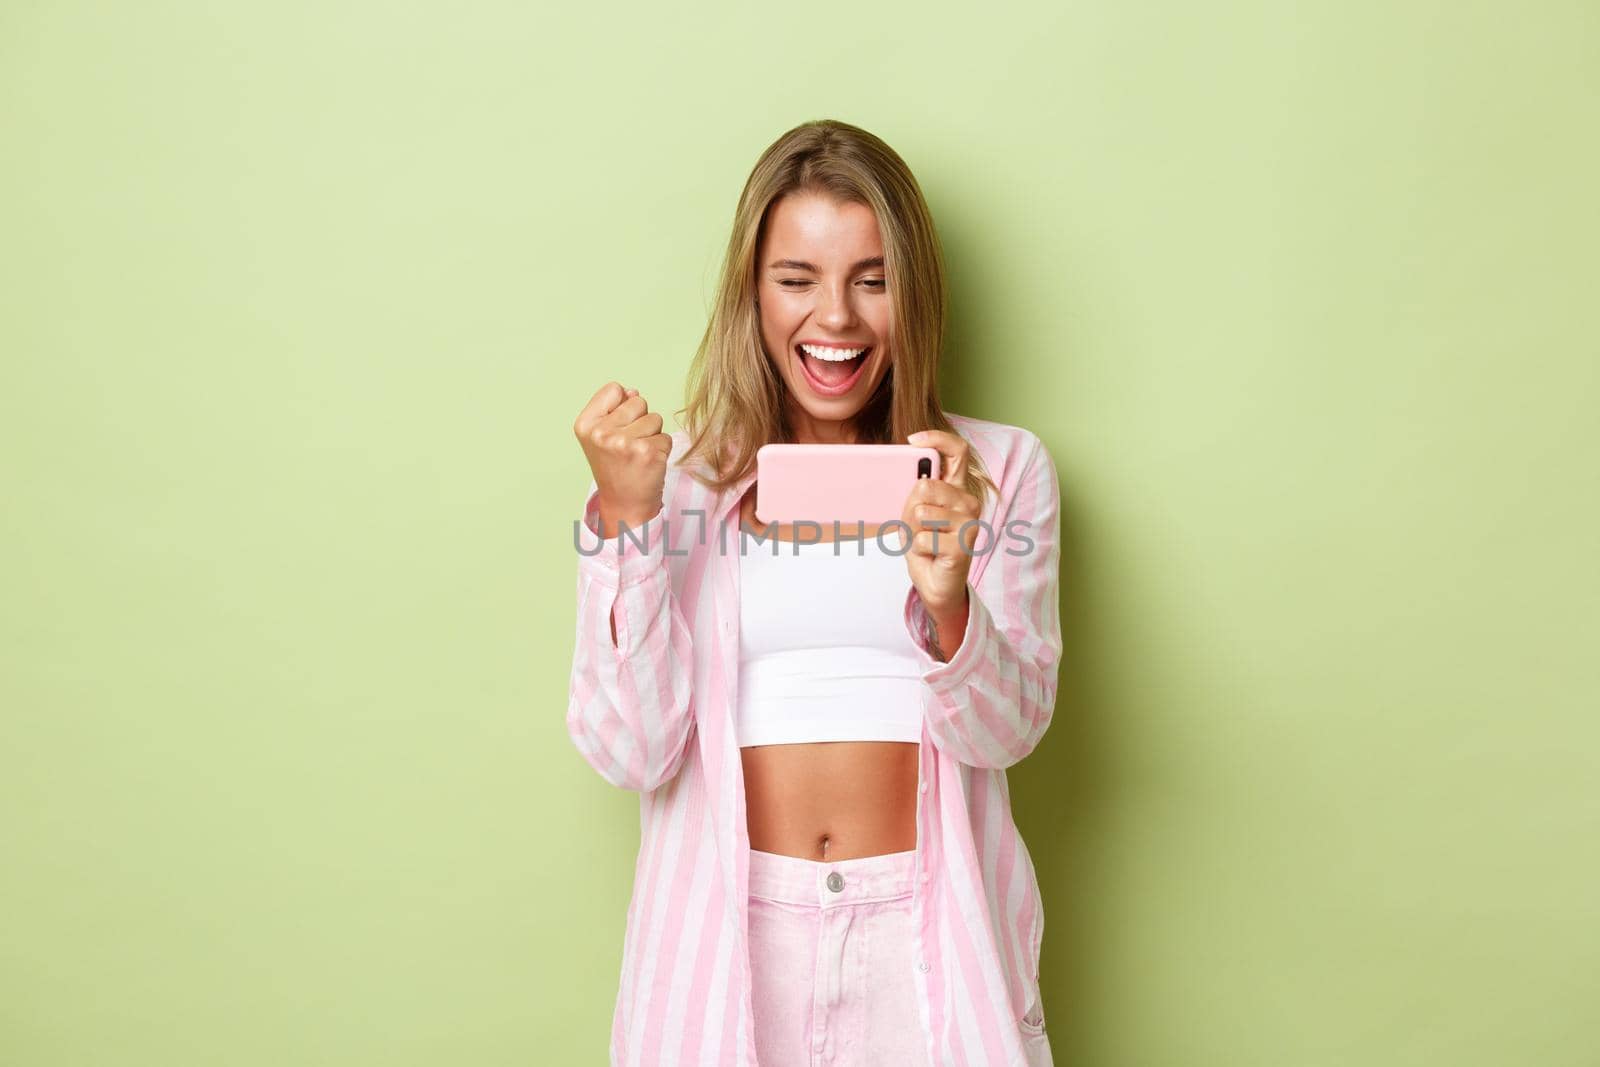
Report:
574,382,674,539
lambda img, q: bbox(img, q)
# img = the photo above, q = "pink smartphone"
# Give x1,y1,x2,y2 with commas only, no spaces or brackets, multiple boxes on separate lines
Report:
754,443,941,526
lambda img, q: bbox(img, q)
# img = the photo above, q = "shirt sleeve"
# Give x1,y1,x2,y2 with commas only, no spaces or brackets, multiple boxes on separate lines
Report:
902,434,1063,769
567,478,696,791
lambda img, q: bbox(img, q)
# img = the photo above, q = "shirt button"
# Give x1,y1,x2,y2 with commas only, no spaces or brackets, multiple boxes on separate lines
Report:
919,961,931,973
826,871,844,893
919,782,928,794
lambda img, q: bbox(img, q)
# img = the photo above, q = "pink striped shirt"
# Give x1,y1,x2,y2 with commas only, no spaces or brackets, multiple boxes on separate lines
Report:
568,413,1062,1066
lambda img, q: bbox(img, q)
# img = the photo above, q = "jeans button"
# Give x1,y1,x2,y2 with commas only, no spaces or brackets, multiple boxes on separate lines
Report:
826,871,844,893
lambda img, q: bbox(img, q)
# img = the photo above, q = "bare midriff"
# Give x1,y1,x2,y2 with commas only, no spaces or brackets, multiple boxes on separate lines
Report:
737,485,919,862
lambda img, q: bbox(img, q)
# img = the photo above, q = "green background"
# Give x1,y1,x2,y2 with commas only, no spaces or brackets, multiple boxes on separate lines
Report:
3,2,1595,1064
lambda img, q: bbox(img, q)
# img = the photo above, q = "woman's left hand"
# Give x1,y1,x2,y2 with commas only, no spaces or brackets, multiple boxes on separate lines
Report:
900,429,982,619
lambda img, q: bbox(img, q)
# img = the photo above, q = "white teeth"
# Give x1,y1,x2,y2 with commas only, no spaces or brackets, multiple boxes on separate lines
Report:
799,343,868,362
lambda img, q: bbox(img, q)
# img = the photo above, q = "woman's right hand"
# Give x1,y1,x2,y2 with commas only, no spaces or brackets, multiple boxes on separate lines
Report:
574,382,673,538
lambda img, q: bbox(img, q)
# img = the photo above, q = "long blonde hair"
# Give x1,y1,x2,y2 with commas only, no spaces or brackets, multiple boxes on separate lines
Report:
673,118,995,511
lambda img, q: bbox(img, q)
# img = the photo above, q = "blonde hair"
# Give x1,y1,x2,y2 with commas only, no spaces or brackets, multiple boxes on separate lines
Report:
673,118,995,511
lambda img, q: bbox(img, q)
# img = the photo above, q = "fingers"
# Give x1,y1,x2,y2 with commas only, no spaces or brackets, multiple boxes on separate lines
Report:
905,478,967,508
575,381,656,440
910,528,970,559
901,479,948,533
901,471,982,558
908,499,974,527
906,505,981,555
605,393,648,430
907,429,968,486
576,381,628,431
622,410,665,439
611,430,672,457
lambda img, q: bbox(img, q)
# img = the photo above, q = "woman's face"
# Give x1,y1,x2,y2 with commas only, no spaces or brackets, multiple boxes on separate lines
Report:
756,192,893,443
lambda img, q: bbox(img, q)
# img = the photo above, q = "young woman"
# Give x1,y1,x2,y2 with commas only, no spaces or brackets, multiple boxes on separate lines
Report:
570,119,1062,1066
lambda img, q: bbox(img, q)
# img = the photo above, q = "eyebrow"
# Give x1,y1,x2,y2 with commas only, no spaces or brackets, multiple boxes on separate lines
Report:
767,256,885,272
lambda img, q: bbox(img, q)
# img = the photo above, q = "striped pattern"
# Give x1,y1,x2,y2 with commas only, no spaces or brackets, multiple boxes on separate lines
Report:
568,414,1062,1066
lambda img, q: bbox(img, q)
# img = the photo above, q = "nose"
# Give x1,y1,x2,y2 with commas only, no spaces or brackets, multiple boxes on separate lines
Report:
816,277,857,331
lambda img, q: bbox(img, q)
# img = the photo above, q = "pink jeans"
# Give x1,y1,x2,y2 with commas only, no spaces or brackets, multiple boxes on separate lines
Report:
746,846,929,1066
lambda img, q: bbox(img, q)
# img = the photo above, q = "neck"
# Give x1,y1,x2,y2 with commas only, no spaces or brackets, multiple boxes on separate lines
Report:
787,406,858,445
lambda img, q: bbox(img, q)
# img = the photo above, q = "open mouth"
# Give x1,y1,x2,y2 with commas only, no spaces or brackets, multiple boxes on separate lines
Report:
794,343,872,396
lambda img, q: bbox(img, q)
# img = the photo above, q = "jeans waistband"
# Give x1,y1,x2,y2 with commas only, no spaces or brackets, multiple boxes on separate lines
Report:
748,847,917,907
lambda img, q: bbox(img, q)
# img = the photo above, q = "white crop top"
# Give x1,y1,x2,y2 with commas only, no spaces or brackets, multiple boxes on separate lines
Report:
737,530,926,747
